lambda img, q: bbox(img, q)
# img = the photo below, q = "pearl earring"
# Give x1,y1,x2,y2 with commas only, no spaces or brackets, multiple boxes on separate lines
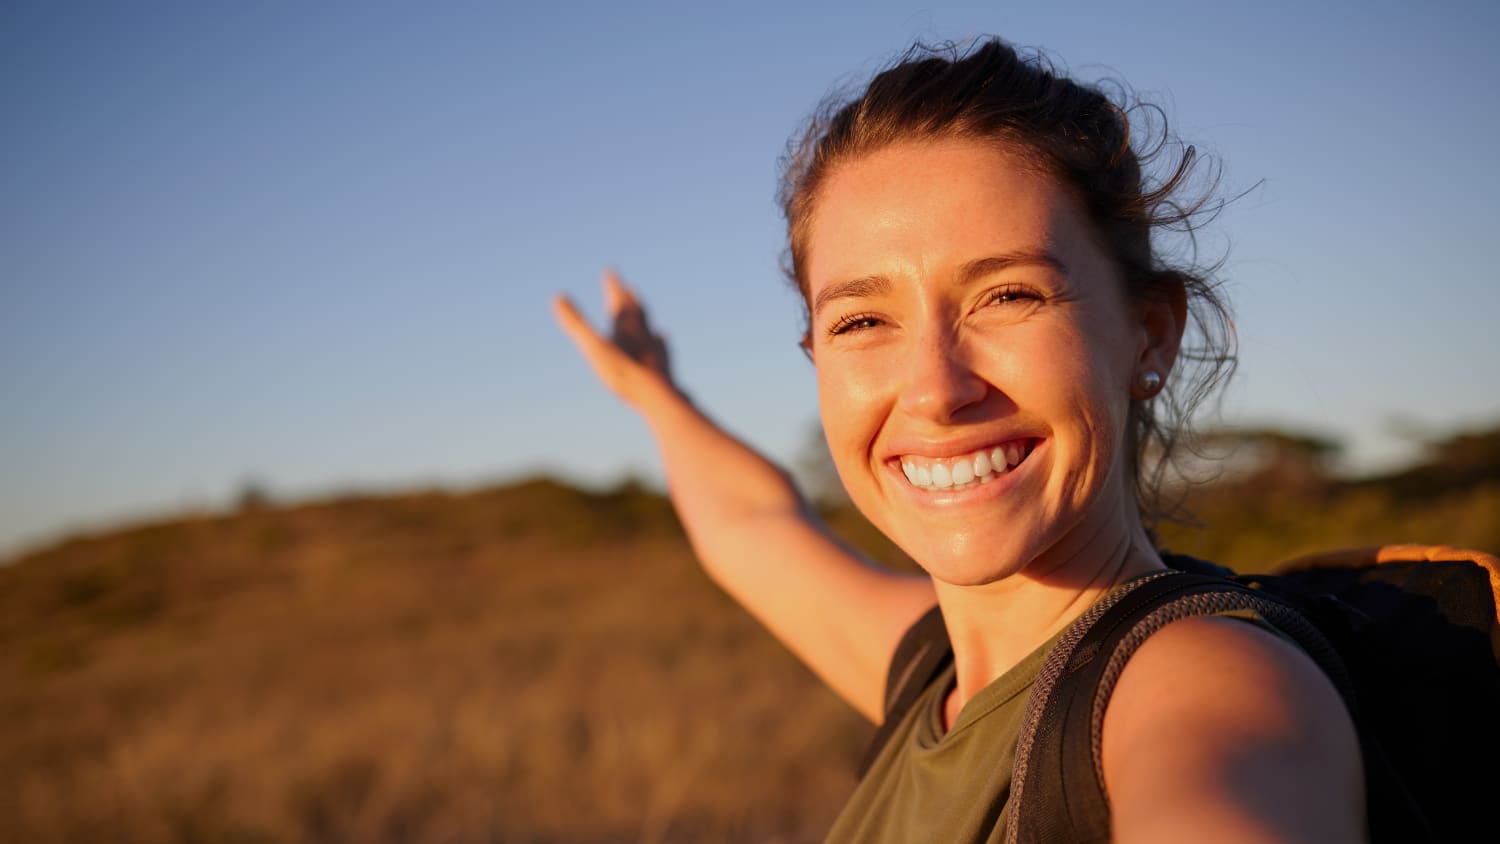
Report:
1137,370,1163,397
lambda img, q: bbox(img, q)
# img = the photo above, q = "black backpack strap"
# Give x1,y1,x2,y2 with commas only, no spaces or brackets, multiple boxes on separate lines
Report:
857,603,950,778
1005,571,1361,844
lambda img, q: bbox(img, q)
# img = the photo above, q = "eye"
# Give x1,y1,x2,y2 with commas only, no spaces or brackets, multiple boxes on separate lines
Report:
981,284,1043,307
826,312,884,337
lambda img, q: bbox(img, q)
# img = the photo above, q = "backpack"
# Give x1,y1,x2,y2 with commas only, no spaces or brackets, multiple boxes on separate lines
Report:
860,545,1500,843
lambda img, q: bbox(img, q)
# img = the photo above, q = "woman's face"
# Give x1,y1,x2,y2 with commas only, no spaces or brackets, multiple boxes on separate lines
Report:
804,138,1172,586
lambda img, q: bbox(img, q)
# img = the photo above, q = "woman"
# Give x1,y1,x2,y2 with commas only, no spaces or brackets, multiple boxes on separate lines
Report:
553,39,1365,842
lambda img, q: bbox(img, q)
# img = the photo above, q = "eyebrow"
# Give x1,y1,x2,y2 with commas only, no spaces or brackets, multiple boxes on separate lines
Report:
812,275,890,318
958,250,1068,284
811,250,1068,318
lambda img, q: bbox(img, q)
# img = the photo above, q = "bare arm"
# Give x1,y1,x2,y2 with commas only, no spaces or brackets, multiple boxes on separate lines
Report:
552,270,936,721
1102,616,1366,843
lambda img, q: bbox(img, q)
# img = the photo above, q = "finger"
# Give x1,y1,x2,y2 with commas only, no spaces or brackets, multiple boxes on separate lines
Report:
554,293,656,398
604,268,655,332
603,268,633,315
552,294,613,364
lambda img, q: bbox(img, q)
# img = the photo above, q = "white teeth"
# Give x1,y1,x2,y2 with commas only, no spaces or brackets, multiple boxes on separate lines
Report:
899,440,1032,492
930,463,953,488
974,451,993,476
952,459,974,484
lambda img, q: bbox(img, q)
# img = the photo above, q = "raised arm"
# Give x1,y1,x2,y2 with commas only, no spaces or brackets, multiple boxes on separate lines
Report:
552,270,936,721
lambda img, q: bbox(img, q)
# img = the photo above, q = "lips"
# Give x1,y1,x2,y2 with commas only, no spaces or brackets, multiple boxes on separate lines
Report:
897,438,1037,491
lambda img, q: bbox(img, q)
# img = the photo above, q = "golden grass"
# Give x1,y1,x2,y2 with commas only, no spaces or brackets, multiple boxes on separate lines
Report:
3,466,1495,843
1,482,870,843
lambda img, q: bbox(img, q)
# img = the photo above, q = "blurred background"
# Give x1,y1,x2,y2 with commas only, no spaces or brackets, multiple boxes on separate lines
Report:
3,1,1497,842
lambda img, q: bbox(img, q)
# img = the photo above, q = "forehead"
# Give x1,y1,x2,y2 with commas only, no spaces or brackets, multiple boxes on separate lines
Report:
804,139,1108,295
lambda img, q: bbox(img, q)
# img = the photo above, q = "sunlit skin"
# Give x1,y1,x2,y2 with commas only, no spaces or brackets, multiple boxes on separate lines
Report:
554,136,1365,843
803,139,1190,723
805,139,1179,598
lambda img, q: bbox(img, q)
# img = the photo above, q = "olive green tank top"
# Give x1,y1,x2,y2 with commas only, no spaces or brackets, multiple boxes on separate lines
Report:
824,626,1064,844
825,606,1286,843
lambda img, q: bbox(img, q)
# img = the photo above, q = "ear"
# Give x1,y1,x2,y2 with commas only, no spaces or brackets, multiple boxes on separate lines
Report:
1131,283,1187,400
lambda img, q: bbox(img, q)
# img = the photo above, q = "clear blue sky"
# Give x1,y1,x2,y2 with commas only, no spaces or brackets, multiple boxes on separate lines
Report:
4,0,1498,559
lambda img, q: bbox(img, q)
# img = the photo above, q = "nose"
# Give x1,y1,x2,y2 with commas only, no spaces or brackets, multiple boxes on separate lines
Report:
896,327,989,422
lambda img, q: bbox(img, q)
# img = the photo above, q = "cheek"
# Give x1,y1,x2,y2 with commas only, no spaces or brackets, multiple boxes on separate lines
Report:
815,365,870,462
1050,301,1137,408
814,357,898,498
1019,325,1132,478
1066,337,1137,490
1002,324,1116,415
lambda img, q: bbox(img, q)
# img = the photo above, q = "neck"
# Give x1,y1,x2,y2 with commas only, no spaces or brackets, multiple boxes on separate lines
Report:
933,519,1164,728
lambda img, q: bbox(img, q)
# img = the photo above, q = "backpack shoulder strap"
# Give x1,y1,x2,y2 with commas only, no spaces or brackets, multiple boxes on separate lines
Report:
857,603,949,778
1004,570,1362,844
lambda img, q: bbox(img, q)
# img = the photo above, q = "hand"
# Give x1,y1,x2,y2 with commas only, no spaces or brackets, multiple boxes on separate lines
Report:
553,269,678,407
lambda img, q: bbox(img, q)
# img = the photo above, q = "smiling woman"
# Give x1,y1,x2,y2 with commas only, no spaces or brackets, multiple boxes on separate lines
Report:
804,139,1170,592
553,38,1364,843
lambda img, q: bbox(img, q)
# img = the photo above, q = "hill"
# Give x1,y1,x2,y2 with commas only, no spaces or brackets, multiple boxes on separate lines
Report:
3,431,1496,843
1,479,873,843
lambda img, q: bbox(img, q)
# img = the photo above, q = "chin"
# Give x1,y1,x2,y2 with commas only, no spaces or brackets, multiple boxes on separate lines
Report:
891,527,1034,588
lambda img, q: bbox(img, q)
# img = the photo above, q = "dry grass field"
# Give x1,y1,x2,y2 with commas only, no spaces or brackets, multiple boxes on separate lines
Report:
1,480,878,843
3,427,1496,843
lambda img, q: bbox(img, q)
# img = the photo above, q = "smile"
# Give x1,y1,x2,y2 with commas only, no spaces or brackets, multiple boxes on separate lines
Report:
898,439,1037,492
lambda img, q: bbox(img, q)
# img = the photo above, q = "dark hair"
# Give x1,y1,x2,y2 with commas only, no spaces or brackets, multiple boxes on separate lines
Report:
777,37,1236,528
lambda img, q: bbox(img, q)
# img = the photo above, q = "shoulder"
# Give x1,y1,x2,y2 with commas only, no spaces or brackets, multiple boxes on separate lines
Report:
1100,615,1366,844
